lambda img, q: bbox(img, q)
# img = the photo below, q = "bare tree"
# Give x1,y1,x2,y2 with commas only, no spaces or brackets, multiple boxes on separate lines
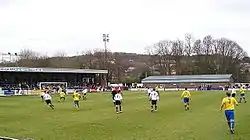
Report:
54,51,67,57
171,39,184,74
215,38,247,81
80,49,95,69
5,34,248,83
202,35,217,74
17,49,40,67
193,39,202,55
202,35,213,55
183,33,194,74
149,40,174,75
184,33,193,56
19,49,38,60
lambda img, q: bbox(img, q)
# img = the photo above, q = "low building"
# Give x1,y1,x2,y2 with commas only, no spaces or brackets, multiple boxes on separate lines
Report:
141,74,233,88
0,66,108,88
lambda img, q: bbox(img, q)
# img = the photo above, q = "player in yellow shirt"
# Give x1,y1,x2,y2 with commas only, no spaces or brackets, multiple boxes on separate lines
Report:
181,88,191,111
155,85,159,93
220,92,238,134
73,90,81,110
58,91,66,102
239,86,247,103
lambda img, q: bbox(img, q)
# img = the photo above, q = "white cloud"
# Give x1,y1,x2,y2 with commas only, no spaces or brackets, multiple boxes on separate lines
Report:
0,0,249,56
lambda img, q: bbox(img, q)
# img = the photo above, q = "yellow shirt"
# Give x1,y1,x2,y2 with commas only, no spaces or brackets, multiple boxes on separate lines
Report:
60,92,66,97
181,91,191,98
221,97,238,110
155,86,159,91
239,87,245,94
73,92,80,101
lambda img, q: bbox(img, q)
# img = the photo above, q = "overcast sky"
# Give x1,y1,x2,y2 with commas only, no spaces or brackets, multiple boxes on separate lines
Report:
0,0,250,56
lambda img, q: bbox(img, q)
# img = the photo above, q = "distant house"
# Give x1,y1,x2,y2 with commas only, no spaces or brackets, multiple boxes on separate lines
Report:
141,74,233,88
125,67,135,73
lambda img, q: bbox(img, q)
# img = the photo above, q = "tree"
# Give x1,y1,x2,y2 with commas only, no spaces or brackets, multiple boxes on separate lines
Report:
147,40,173,75
19,49,38,60
183,33,194,74
184,33,193,56
120,76,138,84
202,35,216,74
139,70,154,81
54,51,67,57
214,38,247,81
17,49,39,67
171,39,184,74
145,34,248,82
192,39,203,74
3,34,248,83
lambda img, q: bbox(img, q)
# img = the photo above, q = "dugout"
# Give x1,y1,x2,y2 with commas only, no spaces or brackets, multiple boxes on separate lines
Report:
141,74,233,89
0,67,108,89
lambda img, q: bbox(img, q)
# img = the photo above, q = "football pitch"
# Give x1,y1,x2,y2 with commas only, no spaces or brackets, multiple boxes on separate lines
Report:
0,91,249,140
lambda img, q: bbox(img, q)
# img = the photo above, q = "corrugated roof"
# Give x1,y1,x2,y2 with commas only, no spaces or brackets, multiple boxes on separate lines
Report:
141,74,233,83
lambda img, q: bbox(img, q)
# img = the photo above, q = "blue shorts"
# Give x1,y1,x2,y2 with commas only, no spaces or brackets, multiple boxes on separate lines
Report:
183,98,189,103
240,94,245,97
225,110,235,121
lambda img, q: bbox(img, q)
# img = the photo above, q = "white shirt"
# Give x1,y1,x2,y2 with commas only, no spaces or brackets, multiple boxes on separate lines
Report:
41,92,45,96
150,91,159,100
43,93,52,100
147,89,152,94
83,89,88,94
231,88,237,94
114,93,123,101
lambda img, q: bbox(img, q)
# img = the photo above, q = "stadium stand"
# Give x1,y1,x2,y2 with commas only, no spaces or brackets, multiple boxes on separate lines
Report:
0,67,108,96
141,74,233,90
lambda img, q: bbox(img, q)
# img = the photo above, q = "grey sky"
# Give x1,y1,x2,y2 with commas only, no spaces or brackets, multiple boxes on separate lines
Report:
0,0,250,56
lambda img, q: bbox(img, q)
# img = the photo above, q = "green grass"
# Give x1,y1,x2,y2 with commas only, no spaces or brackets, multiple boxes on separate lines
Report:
0,91,250,140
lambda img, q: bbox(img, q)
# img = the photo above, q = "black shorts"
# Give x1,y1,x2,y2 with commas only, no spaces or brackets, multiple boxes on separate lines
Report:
74,100,79,105
115,100,121,105
60,97,65,100
240,94,245,97
45,100,52,105
41,95,44,98
151,100,157,105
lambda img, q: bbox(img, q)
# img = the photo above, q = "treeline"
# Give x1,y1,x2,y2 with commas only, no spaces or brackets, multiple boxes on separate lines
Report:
2,34,250,83
146,34,250,82
3,49,150,83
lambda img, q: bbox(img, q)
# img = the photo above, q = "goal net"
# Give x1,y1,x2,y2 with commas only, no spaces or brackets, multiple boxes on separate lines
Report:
38,82,67,93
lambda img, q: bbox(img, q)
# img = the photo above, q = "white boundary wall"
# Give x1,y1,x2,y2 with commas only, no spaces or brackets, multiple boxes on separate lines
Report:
2,88,249,96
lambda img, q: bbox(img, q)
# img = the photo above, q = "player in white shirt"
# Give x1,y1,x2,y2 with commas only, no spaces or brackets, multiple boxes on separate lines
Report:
114,90,123,113
111,89,117,106
147,88,152,97
149,88,159,112
43,92,54,110
82,88,88,100
231,86,237,94
40,92,45,101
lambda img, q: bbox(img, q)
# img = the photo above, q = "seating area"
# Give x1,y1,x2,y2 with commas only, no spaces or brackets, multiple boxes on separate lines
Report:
141,74,233,89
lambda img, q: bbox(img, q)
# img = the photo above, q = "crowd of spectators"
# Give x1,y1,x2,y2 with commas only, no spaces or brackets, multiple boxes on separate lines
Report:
0,81,29,90
0,81,104,91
